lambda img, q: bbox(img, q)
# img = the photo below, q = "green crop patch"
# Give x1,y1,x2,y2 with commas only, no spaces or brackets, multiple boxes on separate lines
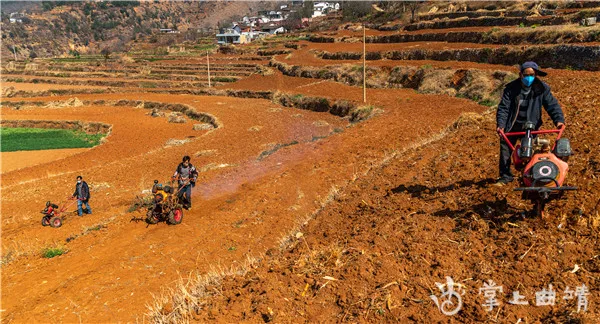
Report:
42,246,66,259
0,127,105,152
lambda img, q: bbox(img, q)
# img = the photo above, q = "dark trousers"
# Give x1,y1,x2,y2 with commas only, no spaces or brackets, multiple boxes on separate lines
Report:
178,183,194,206
77,199,92,216
498,123,527,180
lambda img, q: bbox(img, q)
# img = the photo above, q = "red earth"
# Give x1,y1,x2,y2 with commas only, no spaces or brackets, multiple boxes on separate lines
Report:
191,69,600,323
2,15,600,323
1,148,91,174
1,73,485,322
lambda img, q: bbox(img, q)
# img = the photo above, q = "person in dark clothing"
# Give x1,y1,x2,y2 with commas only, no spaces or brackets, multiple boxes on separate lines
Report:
172,156,198,210
495,61,565,186
72,175,92,216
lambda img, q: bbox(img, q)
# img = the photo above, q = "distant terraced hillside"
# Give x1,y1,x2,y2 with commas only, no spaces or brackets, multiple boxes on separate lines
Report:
0,0,275,61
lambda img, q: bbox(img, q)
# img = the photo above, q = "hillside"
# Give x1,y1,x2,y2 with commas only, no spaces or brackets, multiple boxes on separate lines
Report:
0,0,276,60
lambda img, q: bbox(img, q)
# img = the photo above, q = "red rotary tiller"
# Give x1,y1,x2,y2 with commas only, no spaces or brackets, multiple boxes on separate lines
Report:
498,122,577,218
40,198,77,228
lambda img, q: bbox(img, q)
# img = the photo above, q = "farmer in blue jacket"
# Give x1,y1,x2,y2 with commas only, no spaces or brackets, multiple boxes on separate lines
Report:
495,61,565,186
72,175,92,216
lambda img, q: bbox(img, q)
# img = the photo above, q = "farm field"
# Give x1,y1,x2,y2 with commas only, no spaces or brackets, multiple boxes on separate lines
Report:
1,148,90,173
0,127,104,152
1,2,600,323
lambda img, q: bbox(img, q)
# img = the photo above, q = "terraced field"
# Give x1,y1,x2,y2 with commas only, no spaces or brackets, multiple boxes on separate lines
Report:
2,4,600,323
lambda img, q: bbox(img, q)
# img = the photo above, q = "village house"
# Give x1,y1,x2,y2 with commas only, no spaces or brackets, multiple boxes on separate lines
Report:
312,2,340,18
216,3,303,45
216,24,250,45
9,12,25,23
240,26,269,42
159,28,180,34
261,22,287,35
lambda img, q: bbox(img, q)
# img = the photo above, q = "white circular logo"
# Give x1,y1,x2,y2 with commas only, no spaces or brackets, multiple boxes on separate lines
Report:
539,166,553,177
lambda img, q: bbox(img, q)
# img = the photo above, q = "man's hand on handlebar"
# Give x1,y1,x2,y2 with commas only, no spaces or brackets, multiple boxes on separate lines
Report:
496,127,504,137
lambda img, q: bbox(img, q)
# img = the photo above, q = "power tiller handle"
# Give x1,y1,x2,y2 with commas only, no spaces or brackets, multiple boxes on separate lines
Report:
498,126,566,152
497,129,515,151
60,196,78,212
171,177,189,194
552,124,566,151
177,181,192,195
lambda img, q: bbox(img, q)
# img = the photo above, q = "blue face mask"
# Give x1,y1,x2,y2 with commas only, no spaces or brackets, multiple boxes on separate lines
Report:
522,75,535,87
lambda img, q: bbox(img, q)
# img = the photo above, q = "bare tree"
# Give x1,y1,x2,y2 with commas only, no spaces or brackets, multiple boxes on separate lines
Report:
342,1,373,21
100,48,111,61
282,11,302,32
406,1,426,23
184,28,199,41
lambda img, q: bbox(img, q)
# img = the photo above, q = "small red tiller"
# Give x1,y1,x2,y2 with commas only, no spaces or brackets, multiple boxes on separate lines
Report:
498,122,577,218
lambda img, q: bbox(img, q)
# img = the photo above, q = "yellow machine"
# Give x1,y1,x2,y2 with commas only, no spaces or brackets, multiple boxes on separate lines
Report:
146,180,184,225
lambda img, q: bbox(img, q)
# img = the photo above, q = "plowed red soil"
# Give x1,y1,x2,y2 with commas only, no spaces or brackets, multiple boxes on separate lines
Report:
331,25,517,38
311,41,499,51
2,17,600,323
308,41,600,52
2,82,109,91
277,43,520,72
1,148,91,173
186,67,600,324
1,78,485,322
1,74,206,84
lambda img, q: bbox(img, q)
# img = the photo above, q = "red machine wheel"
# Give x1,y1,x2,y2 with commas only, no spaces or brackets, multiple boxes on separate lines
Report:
50,217,62,228
42,216,51,226
168,209,183,225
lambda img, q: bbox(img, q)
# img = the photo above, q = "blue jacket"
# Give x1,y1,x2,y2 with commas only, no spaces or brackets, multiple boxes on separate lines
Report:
496,78,564,132
73,181,90,201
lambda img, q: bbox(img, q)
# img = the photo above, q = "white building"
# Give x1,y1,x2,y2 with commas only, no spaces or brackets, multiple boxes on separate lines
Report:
312,2,340,18
267,11,286,22
9,12,25,23
242,31,269,42
216,29,249,45
261,23,287,35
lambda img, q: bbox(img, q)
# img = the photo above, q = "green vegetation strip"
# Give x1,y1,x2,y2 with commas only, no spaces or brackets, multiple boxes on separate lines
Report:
0,127,104,152
42,247,66,259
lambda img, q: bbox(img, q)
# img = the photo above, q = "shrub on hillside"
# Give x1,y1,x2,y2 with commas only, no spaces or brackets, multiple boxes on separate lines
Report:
342,1,373,22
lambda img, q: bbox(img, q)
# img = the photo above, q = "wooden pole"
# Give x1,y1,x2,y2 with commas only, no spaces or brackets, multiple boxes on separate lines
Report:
207,50,211,88
363,23,366,103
